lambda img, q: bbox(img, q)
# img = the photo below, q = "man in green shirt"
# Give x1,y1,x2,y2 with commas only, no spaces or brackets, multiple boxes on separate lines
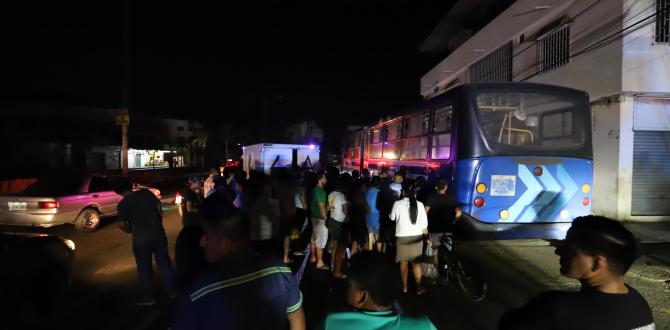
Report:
310,172,329,270
325,251,437,330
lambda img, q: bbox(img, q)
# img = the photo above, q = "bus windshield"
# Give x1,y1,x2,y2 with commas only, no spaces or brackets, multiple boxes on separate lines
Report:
476,92,585,150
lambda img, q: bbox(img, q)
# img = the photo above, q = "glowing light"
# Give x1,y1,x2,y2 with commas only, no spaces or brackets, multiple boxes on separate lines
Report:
64,239,76,251
582,184,590,194
39,201,59,209
383,152,397,160
560,209,570,220
427,162,441,169
309,144,316,150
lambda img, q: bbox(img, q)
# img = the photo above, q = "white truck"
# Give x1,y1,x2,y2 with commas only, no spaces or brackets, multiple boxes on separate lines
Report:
242,143,320,175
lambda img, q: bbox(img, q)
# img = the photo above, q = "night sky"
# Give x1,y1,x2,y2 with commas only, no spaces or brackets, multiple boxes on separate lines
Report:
1,1,455,150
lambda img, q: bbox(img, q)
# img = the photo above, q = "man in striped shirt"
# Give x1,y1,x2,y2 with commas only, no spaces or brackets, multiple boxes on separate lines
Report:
173,195,305,330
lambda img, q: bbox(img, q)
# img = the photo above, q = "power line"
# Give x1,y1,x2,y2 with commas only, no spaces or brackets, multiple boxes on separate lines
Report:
512,0,607,58
505,1,657,81
472,0,658,84
521,4,664,81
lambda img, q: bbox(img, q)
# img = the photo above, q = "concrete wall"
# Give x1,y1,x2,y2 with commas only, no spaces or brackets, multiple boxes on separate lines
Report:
622,0,670,94
525,0,624,99
620,0,670,220
591,102,621,218
617,99,635,219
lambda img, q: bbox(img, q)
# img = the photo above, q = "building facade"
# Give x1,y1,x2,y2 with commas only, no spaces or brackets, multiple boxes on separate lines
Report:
421,0,670,221
0,105,207,179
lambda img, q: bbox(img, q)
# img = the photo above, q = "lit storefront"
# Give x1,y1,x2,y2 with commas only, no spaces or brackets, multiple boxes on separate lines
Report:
128,149,184,169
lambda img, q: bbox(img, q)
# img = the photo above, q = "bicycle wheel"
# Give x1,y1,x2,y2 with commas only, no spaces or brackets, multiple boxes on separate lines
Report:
453,259,488,302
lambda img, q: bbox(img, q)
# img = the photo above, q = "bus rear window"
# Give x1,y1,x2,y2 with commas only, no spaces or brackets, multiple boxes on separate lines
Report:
476,92,584,148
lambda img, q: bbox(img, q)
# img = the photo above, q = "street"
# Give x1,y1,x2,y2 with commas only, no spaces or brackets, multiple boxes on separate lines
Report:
3,1,670,329
5,204,669,330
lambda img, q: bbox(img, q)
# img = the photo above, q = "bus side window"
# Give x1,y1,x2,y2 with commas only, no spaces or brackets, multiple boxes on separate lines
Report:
406,112,430,137
432,106,453,159
387,121,401,141
422,111,431,134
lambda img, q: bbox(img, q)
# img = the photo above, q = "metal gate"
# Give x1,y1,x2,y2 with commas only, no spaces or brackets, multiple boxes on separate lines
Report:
632,130,670,216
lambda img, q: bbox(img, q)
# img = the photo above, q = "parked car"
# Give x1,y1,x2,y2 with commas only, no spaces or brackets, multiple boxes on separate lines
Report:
0,232,75,320
0,173,160,232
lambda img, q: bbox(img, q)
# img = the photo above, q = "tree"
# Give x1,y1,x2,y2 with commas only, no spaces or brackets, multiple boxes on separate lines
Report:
284,120,324,144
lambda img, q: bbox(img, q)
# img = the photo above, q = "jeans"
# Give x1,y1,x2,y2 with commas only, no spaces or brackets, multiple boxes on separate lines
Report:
133,238,175,298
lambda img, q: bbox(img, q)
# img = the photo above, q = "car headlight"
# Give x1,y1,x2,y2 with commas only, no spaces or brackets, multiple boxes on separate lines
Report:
63,239,76,251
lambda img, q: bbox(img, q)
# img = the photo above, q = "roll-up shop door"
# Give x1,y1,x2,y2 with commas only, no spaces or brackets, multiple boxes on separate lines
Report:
631,98,670,216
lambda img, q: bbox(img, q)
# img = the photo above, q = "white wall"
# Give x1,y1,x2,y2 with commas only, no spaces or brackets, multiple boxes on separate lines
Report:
622,0,670,94
620,0,670,220
590,102,621,218
618,99,636,219
525,0,624,99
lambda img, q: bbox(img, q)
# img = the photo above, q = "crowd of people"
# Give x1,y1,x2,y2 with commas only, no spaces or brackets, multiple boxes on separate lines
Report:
111,165,656,330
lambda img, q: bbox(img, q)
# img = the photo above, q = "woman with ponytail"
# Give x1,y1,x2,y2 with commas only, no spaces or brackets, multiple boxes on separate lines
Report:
389,181,430,295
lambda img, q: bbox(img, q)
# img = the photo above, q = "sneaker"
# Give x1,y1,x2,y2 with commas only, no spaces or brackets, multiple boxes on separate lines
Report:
135,299,156,307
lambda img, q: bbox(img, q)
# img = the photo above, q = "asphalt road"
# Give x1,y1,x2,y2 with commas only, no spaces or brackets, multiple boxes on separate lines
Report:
4,207,670,330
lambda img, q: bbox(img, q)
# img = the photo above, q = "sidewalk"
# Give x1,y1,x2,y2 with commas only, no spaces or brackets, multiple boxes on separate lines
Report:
624,221,670,265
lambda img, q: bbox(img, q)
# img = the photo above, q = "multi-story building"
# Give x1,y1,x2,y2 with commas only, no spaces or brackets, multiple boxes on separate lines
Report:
420,0,670,221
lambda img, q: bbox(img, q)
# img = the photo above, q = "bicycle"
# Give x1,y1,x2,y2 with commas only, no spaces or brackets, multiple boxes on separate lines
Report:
432,233,488,302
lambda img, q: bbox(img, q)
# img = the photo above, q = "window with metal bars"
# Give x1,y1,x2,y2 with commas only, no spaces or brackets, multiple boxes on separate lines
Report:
469,42,512,82
537,25,570,73
657,0,670,43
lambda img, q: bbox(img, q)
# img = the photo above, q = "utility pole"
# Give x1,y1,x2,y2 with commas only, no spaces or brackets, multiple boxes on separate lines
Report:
119,0,130,176
225,124,229,160
261,97,269,142
118,109,130,176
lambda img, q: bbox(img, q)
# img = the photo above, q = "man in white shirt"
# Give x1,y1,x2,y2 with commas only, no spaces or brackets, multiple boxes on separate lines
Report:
327,179,349,278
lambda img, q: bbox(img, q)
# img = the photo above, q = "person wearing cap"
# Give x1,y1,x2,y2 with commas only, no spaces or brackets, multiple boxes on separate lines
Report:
499,215,655,330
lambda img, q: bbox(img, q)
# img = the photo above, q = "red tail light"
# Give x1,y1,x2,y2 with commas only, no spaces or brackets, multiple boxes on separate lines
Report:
534,166,543,176
39,201,59,209
175,192,182,198
582,197,590,206
474,197,485,208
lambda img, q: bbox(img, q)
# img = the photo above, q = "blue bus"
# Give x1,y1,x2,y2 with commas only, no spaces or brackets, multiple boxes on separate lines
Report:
343,82,593,240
